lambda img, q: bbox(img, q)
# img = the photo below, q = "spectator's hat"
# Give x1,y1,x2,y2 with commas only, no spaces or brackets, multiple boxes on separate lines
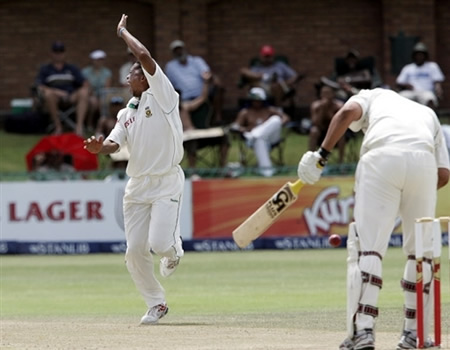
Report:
412,42,429,59
346,49,360,59
110,96,124,105
51,41,65,53
248,87,267,101
260,45,275,57
90,49,107,60
413,42,428,53
170,40,185,51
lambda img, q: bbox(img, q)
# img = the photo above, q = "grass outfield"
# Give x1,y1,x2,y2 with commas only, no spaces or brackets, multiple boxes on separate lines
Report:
2,249,450,349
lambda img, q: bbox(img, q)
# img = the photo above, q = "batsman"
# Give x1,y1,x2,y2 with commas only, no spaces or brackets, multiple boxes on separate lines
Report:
297,88,449,350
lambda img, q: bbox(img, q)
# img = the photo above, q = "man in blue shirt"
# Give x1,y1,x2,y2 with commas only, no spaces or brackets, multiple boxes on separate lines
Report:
35,41,90,136
164,40,224,125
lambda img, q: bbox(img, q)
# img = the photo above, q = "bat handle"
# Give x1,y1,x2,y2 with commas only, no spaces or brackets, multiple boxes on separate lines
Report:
290,179,304,195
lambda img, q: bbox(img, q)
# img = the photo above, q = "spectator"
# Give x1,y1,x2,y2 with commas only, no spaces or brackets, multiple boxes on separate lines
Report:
240,45,299,108
82,49,112,132
119,47,136,87
95,95,130,179
104,145,130,182
165,39,224,125
179,71,212,131
309,84,346,163
323,49,383,102
231,87,290,177
396,42,445,110
35,41,90,136
95,96,125,138
31,150,77,181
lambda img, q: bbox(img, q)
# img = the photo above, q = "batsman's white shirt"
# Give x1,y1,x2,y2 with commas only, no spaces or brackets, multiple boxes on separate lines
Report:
349,88,449,169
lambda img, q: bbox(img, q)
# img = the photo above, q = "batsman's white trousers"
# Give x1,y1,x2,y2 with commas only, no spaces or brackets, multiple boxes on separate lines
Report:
353,146,437,330
245,115,282,177
123,165,185,308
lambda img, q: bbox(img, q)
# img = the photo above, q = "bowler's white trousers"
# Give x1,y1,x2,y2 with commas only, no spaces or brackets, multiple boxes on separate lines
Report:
353,146,437,330
123,165,185,308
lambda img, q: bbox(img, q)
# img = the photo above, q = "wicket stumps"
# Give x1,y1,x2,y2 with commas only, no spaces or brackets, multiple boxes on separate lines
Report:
414,216,449,349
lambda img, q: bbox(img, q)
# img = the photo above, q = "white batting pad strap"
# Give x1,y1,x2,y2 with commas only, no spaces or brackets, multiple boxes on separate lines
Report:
346,222,361,337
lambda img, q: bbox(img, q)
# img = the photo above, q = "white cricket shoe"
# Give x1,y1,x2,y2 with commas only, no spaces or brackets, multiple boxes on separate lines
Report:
159,256,180,277
353,329,375,350
339,329,375,350
339,337,355,350
396,329,435,349
140,303,169,325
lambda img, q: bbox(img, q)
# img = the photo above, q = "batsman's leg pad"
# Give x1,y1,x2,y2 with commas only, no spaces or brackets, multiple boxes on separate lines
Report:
346,222,362,338
356,252,382,331
401,256,433,334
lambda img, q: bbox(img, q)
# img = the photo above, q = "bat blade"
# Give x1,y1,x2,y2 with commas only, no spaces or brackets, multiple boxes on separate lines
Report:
232,180,304,248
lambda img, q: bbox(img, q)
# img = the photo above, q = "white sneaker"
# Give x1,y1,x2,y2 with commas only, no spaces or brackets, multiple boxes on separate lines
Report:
353,329,375,350
396,329,435,349
140,303,169,325
339,337,355,350
159,257,180,277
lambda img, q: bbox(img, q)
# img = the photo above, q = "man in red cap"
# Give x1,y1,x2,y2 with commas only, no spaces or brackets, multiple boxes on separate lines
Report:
240,44,299,107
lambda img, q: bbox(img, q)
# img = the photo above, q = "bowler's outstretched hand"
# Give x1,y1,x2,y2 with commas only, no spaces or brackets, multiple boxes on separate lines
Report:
84,135,104,154
117,14,128,37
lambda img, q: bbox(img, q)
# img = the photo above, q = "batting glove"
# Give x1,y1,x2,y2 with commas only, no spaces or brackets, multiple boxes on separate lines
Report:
297,149,329,184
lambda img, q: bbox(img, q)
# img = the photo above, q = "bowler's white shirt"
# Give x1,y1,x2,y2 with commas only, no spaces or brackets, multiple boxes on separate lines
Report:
348,88,450,169
107,63,184,177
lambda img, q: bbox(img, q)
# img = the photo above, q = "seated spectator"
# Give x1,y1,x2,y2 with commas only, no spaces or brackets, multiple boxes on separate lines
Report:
95,96,125,138
95,96,130,181
104,146,130,182
35,41,90,136
179,72,212,131
165,40,225,125
309,84,346,163
396,42,445,110
323,49,383,101
240,45,299,108
119,48,136,87
31,150,77,180
82,49,112,132
231,87,290,177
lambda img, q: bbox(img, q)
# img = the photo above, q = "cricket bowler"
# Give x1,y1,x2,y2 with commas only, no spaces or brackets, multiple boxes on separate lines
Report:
84,14,184,325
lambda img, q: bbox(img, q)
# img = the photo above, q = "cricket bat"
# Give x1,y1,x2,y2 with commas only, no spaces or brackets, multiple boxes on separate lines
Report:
232,179,304,248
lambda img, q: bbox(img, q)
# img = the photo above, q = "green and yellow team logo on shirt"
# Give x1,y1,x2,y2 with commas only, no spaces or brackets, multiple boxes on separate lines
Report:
145,107,152,118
